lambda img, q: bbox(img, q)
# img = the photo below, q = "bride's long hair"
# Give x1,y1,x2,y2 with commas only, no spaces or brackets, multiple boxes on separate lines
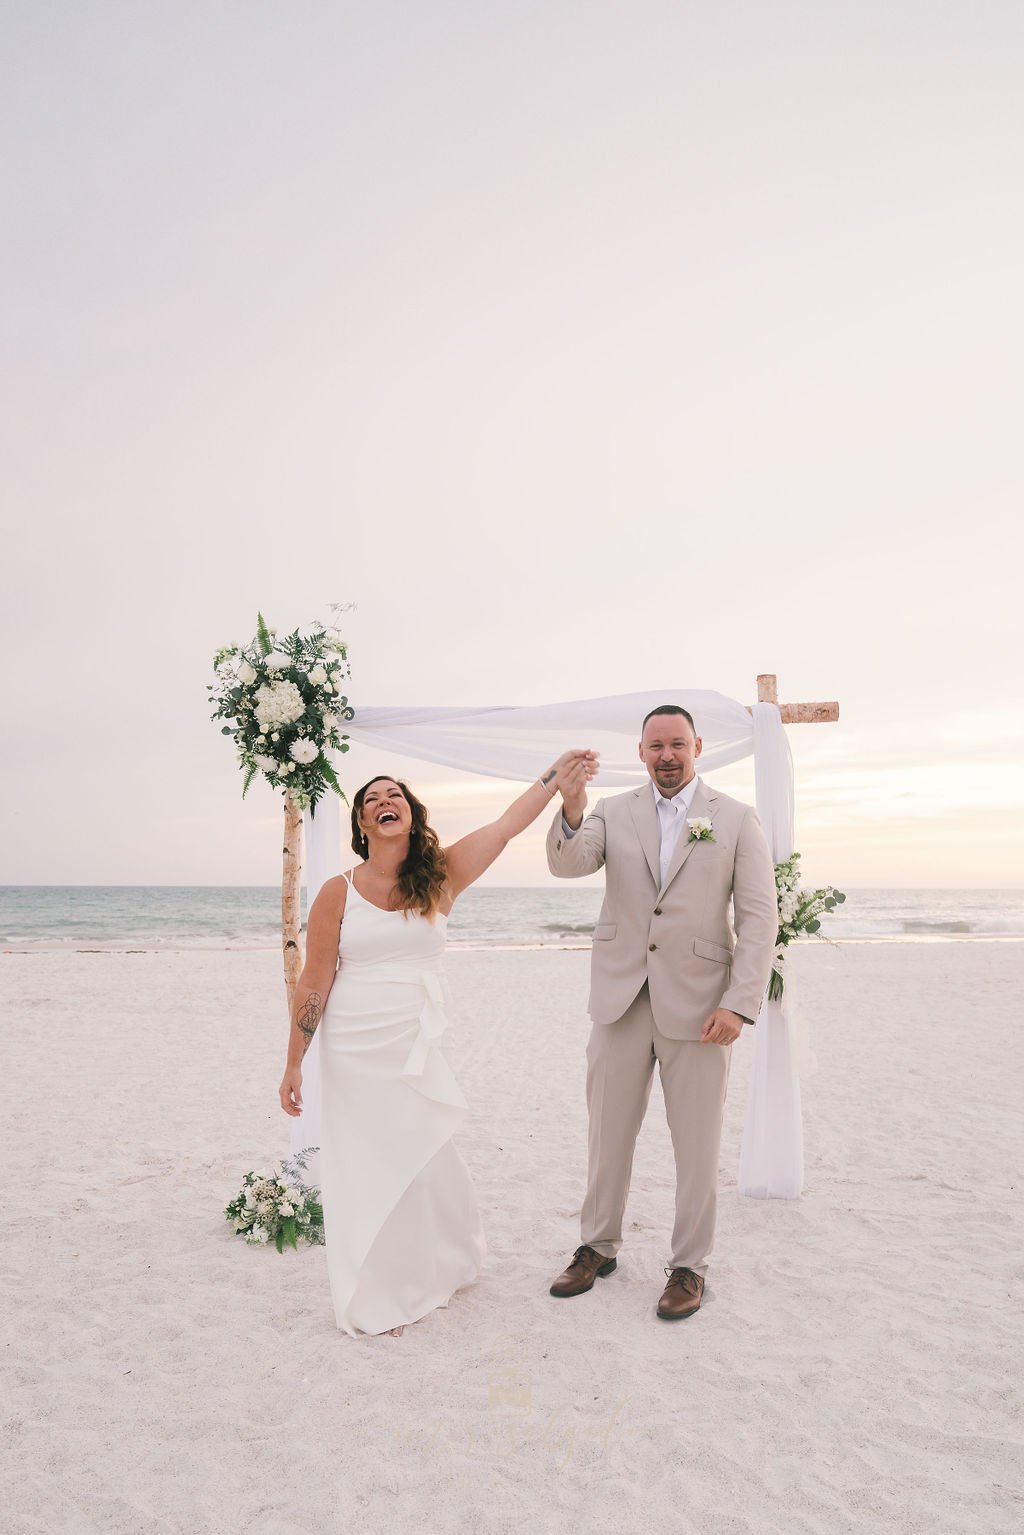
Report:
350,776,448,919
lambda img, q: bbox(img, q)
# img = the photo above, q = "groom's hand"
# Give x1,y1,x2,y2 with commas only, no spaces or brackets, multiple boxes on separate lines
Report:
701,1008,744,1045
552,749,597,829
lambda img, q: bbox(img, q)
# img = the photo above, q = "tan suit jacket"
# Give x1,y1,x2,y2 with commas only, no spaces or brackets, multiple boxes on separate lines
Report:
546,778,777,1040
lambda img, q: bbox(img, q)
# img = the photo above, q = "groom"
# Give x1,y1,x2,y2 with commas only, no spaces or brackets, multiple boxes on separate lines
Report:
546,704,777,1319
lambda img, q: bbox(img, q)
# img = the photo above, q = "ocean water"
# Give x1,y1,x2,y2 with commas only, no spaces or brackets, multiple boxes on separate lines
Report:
1,886,1023,950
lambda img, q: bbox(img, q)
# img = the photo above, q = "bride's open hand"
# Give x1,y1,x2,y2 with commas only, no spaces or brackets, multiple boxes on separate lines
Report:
279,1066,303,1117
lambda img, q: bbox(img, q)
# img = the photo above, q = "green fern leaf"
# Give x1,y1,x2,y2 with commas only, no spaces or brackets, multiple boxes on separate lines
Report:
319,758,347,802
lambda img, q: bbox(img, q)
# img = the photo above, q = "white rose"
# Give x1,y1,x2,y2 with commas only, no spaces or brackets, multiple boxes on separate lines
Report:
308,665,328,685
322,713,339,731
271,732,280,742
256,735,266,745
279,1203,294,1217
264,650,291,671
289,739,319,764
323,683,334,694
288,762,296,773
237,660,257,685
255,754,277,772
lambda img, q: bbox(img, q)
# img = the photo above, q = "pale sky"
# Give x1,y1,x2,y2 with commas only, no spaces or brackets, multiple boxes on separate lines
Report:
3,2,1022,888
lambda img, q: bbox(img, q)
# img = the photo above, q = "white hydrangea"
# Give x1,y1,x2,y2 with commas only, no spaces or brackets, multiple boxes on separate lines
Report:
254,680,305,732
289,738,319,764
322,713,339,732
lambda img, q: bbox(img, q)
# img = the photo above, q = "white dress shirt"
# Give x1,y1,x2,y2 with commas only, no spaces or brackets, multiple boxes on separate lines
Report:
562,774,701,887
651,775,700,886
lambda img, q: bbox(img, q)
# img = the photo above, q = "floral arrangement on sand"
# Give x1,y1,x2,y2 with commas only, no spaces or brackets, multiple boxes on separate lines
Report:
769,853,846,1001
225,1150,324,1252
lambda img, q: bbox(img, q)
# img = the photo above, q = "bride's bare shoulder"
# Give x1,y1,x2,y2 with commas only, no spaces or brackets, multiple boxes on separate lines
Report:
312,874,353,914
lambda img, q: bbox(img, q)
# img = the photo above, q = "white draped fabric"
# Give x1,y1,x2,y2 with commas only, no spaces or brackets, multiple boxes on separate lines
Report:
293,689,803,1200
342,690,755,785
739,705,803,1199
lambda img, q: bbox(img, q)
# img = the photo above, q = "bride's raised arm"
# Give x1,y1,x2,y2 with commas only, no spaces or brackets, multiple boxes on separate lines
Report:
443,749,598,901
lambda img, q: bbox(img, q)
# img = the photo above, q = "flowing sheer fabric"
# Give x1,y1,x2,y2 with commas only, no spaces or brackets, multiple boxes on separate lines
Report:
738,703,803,1198
293,690,803,1200
343,690,755,784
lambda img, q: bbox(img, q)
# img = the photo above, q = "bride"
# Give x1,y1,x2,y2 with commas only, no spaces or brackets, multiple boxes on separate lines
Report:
278,749,597,1337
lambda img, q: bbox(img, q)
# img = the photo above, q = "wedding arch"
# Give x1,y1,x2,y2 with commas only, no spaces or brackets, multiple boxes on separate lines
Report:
294,676,839,1202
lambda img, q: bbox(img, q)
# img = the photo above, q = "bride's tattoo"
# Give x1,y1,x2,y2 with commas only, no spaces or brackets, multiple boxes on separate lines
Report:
540,768,557,787
297,992,323,1055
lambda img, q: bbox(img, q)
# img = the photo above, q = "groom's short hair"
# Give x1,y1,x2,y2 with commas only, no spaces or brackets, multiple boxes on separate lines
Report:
641,704,696,737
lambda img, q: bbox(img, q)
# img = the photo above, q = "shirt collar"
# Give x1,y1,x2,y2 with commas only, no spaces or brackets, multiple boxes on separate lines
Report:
650,775,699,815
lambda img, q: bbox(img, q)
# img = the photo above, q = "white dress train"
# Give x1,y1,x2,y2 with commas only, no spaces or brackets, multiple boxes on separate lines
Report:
319,875,485,1335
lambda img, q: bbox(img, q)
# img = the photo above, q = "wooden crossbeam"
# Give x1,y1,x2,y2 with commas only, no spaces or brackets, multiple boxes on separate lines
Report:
746,673,839,724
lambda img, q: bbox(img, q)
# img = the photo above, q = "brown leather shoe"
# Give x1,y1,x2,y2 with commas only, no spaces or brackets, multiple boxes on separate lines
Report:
657,1266,704,1320
549,1244,618,1297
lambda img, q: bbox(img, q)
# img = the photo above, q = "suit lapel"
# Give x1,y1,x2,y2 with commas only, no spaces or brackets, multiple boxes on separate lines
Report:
629,786,661,888
659,781,716,896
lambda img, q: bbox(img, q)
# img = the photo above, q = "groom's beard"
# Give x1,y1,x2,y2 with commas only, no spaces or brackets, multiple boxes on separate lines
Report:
654,765,690,792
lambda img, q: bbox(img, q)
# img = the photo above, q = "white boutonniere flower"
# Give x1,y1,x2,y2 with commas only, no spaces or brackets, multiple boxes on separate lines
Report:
687,817,715,843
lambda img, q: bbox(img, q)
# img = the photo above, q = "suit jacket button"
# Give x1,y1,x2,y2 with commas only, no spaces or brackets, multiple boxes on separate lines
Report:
649,942,657,951
653,907,662,915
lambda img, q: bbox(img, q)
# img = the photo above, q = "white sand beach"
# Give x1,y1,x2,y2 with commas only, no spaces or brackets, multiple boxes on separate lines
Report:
3,942,1021,1535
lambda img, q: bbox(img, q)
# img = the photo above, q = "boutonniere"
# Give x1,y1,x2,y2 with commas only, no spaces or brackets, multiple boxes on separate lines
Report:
686,817,715,843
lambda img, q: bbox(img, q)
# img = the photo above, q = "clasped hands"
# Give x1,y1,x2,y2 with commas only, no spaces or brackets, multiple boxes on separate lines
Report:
547,748,599,809
549,748,596,827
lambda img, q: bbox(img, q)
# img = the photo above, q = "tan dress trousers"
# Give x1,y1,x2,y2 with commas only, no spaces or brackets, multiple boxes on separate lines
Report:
581,982,731,1276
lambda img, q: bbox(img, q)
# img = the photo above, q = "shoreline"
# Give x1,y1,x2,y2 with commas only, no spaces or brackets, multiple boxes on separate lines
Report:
4,933,1024,956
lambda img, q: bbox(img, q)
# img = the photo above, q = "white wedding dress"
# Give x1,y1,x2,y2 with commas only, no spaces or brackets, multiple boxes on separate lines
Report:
319,874,485,1335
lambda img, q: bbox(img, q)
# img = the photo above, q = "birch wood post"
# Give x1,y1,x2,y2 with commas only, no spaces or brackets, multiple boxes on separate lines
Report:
747,673,839,724
281,788,304,1014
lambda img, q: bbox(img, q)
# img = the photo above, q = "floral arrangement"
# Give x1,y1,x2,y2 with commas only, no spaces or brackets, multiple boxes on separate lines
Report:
769,852,846,1001
225,1149,324,1252
208,611,353,813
